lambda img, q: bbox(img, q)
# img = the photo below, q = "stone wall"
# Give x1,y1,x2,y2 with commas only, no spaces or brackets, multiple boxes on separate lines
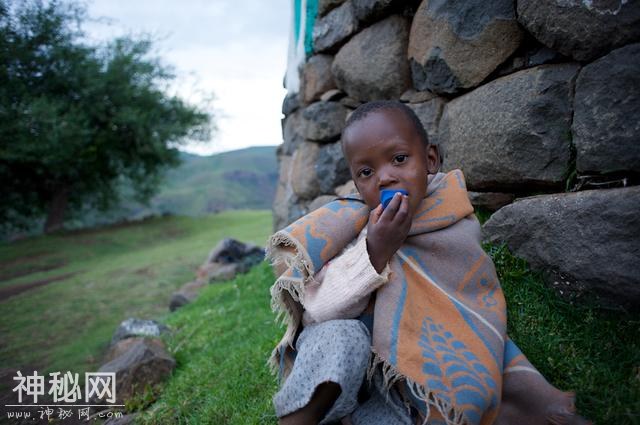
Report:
274,0,640,309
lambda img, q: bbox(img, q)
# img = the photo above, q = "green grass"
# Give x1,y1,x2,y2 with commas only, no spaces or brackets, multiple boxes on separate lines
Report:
137,262,280,424
489,243,640,424
3,208,638,424
0,210,273,377
138,235,639,425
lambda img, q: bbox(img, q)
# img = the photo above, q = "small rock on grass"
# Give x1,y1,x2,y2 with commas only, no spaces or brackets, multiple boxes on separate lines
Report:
111,318,168,345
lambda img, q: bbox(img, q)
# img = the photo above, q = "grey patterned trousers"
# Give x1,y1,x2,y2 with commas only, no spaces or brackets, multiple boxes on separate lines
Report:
272,319,413,425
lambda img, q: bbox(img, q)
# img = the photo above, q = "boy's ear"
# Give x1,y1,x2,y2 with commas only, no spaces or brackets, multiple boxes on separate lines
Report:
426,144,440,174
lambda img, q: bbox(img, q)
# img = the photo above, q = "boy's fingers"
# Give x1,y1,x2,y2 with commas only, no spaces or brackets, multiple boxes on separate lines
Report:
393,195,410,224
380,192,402,221
369,204,383,224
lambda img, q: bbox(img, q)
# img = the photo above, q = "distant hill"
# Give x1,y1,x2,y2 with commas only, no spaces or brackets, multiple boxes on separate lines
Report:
1,146,278,240
55,146,278,231
131,146,279,217
149,146,278,214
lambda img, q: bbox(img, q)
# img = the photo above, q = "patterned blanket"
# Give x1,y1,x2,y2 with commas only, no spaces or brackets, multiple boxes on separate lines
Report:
268,170,585,425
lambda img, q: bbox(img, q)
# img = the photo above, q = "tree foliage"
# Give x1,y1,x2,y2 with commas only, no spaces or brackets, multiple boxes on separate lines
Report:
0,0,212,232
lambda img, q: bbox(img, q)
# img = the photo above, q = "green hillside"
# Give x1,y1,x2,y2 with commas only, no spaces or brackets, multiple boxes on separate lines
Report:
162,146,277,212
47,145,278,232
126,146,278,218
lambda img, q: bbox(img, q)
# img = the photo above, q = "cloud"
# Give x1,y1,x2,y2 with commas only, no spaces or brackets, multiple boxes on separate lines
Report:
85,0,291,155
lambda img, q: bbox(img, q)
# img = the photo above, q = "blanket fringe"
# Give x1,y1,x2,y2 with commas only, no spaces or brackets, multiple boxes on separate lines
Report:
267,273,305,378
266,230,326,379
368,350,467,425
266,231,316,280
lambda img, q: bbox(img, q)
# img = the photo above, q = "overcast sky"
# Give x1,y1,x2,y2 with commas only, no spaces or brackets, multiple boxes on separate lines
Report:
84,0,290,155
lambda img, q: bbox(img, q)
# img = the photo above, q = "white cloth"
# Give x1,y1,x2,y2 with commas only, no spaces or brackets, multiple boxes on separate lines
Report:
302,228,392,326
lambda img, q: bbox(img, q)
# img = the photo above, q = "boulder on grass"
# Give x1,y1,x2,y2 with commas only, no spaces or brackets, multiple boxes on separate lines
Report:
97,338,175,404
111,318,168,345
468,192,515,212
169,280,208,311
104,337,168,364
205,238,263,265
197,263,240,282
483,186,640,309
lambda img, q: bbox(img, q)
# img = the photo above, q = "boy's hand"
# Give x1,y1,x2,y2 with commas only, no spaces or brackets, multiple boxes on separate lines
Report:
366,193,412,273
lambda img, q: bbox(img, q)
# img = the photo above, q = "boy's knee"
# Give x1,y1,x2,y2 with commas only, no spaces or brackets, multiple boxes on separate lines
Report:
299,319,371,358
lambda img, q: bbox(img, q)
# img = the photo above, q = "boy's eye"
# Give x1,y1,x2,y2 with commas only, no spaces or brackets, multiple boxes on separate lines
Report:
358,168,373,178
393,154,408,164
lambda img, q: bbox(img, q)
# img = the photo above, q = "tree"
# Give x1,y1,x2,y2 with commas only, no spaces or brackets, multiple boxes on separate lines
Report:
0,0,212,233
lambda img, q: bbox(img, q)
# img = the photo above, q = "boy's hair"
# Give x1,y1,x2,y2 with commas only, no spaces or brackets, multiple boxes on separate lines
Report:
342,100,430,147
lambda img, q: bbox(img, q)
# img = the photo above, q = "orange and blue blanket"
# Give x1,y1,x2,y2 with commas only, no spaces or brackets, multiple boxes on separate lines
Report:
268,170,586,425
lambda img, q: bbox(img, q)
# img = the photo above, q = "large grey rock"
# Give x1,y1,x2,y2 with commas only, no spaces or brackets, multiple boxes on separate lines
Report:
319,0,347,17
281,109,305,156
407,97,447,146
320,88,346,102
573,43,640,175
169,280,207,311
517,0,640,62
309,195,337,212
291,141,322,200
316,141,351,194
439,64,579,191
104,337,167,364
335,180,357,197
408,0,523,94
97,338,175,404
352,0,403,23
301,54,337,104
483,186,640,309
204,238,264,265
332,15,411,101
194,238,264,284
282,92,300,115
111,318,168,345
196,263,240,283
313,1,359,53
400,88,437,104
273,155,307,231
340,96,362,109
493,34,568,79
274,193,312,231
302,101,348,143
468,191,515,212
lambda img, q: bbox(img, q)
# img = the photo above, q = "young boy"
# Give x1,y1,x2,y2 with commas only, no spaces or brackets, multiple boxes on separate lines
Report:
268,101,588,425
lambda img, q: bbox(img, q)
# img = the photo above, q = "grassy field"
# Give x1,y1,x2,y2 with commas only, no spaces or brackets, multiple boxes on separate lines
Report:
137,245,639,424
136,262,280,424
2,209,639,424
0,210,273,377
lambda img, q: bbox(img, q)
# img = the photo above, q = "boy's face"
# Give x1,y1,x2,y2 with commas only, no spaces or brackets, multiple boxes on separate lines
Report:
342,109,439,215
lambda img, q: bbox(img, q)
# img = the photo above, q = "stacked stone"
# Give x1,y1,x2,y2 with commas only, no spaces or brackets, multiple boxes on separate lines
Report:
274,0,640,309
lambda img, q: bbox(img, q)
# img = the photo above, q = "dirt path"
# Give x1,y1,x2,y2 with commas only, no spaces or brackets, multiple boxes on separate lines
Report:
0,273,78,302
0,260,67,282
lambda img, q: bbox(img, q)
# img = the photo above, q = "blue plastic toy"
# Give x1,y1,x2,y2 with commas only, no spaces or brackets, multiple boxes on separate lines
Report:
380,189,408,209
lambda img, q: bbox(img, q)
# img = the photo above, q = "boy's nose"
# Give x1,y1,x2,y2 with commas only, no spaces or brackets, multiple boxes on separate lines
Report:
377,168,399,188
